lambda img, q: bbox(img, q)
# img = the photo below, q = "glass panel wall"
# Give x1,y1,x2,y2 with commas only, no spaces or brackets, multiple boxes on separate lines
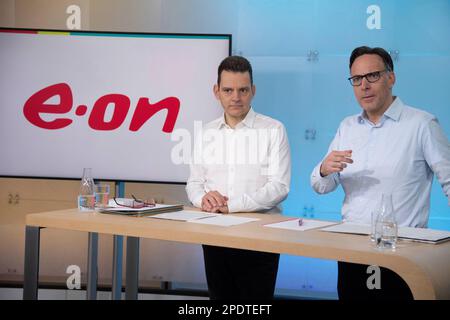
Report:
2,0,448,298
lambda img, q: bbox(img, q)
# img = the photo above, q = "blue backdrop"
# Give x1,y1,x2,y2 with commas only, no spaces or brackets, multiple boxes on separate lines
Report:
162,0,450,298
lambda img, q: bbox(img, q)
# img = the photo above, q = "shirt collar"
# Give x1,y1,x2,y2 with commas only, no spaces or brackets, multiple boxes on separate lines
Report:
357,96,404,124
217,115,227,129
384,96,403,121
241,107,256,128
217,107,256,129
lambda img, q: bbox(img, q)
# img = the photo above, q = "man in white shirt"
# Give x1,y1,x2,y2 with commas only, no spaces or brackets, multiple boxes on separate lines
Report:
311,46,450,300
186,56,291,299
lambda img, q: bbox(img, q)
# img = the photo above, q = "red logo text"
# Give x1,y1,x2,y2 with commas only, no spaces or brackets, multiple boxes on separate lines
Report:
23,83,180,132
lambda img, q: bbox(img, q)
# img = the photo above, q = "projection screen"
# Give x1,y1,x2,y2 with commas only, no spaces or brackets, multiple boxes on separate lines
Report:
0,28,231,183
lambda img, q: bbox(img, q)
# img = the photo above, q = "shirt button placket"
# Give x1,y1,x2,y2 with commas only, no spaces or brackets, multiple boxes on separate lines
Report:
228,130,236,197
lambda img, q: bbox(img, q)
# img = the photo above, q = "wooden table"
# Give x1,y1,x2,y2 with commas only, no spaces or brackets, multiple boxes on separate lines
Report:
23,208,450,300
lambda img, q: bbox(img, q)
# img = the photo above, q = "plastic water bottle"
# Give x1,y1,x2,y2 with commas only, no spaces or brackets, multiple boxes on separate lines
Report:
78,168,95,211
374,193,398,250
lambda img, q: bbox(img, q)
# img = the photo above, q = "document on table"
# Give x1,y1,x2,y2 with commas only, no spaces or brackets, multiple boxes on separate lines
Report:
320,222,370,235
397,227,450,244
97,200,183,216
320,222,450,244
264,218,338,231
188,215,260,227
149,210,220,221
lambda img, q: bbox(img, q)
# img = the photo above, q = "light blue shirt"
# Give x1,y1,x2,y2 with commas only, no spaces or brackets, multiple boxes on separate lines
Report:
311,97,450,227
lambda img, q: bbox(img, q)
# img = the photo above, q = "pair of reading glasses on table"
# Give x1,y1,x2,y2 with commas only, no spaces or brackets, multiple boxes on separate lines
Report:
113,195,155,209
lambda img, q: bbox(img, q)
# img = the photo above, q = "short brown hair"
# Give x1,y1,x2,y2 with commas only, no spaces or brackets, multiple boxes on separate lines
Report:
217,56,253,85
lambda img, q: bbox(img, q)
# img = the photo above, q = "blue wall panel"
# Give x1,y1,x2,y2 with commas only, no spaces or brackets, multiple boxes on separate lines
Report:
164,0,450,297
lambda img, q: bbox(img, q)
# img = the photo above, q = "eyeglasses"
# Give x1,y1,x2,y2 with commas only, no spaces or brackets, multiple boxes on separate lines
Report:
113,194,155,208
348,70,388,86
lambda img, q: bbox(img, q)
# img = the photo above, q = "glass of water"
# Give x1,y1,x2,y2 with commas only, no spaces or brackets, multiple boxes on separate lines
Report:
374,194,398,251
78,194,95,211
375,220,398,250
94,184,110,208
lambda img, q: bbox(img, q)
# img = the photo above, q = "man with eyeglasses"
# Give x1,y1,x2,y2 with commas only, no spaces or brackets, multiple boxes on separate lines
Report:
311,46,450,300
186,56,291,299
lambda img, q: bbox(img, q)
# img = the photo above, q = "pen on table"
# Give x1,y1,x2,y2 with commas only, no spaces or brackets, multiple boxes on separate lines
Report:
298,218,303,226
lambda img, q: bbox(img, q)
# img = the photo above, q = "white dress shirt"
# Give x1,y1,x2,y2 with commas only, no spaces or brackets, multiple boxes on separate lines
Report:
311,97,450,227
186,108,291,213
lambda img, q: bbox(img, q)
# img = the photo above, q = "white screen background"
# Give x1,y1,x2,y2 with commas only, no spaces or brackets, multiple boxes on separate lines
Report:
0,31,230,182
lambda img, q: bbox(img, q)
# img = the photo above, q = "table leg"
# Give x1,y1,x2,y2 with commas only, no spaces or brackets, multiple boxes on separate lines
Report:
23,226,40,300
86,232,98,300
125,236,140,300
111,235,123,300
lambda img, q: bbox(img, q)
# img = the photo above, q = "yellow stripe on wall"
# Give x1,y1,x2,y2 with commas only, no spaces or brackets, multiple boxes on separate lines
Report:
38,31,70,36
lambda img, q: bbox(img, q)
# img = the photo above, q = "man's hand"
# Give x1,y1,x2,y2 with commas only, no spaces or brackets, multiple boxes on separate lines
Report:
320,150,353,177
215,205,229,214
201,191,229,213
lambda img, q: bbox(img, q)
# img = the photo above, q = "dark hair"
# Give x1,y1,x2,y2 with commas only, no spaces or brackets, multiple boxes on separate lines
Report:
349,46,394,72
217,55,253,85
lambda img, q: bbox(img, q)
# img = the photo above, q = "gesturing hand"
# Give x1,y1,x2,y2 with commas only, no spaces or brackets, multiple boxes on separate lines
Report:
320,150,353,177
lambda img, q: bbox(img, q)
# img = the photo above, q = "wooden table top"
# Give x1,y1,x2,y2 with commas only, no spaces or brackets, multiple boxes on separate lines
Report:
26,208,450,299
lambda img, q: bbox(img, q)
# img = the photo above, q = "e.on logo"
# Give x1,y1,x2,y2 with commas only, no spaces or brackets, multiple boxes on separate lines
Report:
23,83,180,132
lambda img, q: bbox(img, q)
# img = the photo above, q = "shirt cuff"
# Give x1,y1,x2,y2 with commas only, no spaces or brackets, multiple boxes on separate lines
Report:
311,164,338,192
191,193,204,209
226,197,242,213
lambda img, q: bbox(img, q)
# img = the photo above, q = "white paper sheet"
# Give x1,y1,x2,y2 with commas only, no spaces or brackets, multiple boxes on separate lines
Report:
398,227,450,243
264,218,339,231
149,210,221,221
188,215,260,227
320,222,371,235
320,222,450,244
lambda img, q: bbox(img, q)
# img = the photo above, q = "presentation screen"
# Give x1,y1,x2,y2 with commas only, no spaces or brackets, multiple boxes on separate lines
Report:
0,28,230,183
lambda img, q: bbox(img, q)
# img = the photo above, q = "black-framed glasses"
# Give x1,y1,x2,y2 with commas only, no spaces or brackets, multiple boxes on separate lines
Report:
348,70,388,86
113,194,155,208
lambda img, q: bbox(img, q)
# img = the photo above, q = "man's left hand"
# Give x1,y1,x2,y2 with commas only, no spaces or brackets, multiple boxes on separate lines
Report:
215,205,229,214
204,204,229,214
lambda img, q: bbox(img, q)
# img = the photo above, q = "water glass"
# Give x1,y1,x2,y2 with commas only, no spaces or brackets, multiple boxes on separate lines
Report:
94,184,110,207
372,193,398,251
375,220,398,251
78,194,95,211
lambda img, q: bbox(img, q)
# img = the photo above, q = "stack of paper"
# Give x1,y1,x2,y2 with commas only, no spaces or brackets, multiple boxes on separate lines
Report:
320,222,450,244
398,227,450,244
97,199,183,216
